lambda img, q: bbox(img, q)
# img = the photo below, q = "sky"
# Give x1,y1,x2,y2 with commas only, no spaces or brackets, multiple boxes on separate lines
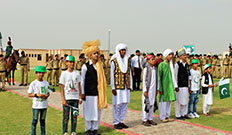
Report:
0,0,232,54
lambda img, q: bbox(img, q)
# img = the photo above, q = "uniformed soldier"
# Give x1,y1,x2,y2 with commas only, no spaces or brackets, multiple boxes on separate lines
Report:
105,53,113,85
52,54,60,86
212,55,217,77
195,54,202,75
216,55,221,79
18,51,30,86
222,54,229,78
45,56,53,85
0,54,6,91
229,54,232,78
207,55,212,65
60,54,68,73
186,54,191,69
202,54,208,74
75,53,86,72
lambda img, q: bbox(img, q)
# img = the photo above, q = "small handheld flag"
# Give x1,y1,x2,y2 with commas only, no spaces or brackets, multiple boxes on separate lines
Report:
219,78,230,99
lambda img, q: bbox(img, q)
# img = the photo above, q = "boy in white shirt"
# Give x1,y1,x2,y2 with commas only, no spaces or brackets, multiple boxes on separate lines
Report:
60,56,82,135
188,59,201,119
28,66,51,135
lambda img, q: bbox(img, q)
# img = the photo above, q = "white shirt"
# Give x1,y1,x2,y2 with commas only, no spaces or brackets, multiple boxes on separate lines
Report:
81,60,97,95
59,70,81,100
190,69,201,91
132,55,142,68
28,80,51,109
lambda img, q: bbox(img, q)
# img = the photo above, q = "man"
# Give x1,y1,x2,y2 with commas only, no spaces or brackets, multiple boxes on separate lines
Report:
222,54,229,78
2,37,14,61
207,55,212,65
0,54,6,91
195,54,202,75
174,48,190,120
81,39,107,135
202,54,208,74
229,54,232,78
18,51,30,86
60,54,68,72
212,55,217,77
215,55,221,79
52,54,60,86
105,53,113,85
45,56,53,85
186,54,191,69
132,50,142,90
142,53,148,68
75,53,86,72
154,53,163,69
111,43,132,129
158,49,176,123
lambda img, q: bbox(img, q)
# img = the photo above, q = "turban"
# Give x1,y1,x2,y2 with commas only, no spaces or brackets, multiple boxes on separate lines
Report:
82,39,100,58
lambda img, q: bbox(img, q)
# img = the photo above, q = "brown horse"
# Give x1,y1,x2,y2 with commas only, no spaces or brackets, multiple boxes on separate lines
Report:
6,50,19,85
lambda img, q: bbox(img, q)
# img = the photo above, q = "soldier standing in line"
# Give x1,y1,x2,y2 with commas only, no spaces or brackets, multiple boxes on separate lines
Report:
186,54,191,70
45,56,53,85
52,54,60,86
202,54,208,74
60,54,68,73
75,53,86,73
207,55,212,65
195,54,202,75
229,54,232,78
215,55,221,79
0,54,6,91
222,54,229,78
212,55,217,78
19,51,30,86
105,53,113,85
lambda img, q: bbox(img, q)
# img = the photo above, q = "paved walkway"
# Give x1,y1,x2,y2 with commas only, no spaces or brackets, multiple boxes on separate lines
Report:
6,83,232,135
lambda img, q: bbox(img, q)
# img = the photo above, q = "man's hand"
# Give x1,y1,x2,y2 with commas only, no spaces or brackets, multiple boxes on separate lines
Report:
82,94,86,101
175,88,179,92
112,90,117,96
133,72,135,76
62,100,67,106
79,100,82,104
188,88,192,94
144,91,148,98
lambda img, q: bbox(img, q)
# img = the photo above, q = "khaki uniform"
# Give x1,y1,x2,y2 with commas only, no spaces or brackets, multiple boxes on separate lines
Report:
59,59,67,77
45,60,53,84
202,57,208,74
0,60,6,90
186,58,191,69
212,59,217,77
75,58,86,73
222,58,229,78
197,59,202,75
19,56,30,85
208,58,212,65
52,59,59,86
105,59,111,85
229,58,232,78
216,59,221,78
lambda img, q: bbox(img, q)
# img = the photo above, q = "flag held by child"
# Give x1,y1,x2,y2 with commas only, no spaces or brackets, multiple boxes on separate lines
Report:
219,78,230,99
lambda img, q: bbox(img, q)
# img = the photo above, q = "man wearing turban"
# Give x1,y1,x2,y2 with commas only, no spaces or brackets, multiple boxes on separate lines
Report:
81,39,107,135
158,49,177,123
110,43,132,129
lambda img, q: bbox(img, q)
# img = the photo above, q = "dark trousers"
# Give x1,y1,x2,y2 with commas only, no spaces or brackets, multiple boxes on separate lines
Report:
31,109,47,135
133,67,142,90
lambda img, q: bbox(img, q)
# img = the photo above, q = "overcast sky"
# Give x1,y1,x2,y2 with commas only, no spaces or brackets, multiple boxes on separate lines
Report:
0,0,232,54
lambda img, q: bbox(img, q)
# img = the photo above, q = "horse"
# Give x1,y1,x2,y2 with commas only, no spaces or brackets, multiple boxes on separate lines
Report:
6,50,19,85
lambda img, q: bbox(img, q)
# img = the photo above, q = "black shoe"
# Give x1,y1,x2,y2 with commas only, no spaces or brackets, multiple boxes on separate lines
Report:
85,130,92,135
120,123,129,128
92,130,101,135
12,83,15,85
176,116,185,120
147,120,157,126
114,124,123,129
19,84,24,86
183,115,191,119
24,84,27,86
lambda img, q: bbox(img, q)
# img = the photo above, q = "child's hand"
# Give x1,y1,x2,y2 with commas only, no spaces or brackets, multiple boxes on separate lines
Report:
175,88,179,92
214,84,218,87
188,89,192,94
62,100,67,106
37,94,44,98
43,93,50,99
144,91,148,98
208,85,213,88
79,100,82,104
82,94,86,101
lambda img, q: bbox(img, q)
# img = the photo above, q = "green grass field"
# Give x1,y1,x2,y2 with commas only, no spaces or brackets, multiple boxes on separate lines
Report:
10,69,232,132
0,91,124,135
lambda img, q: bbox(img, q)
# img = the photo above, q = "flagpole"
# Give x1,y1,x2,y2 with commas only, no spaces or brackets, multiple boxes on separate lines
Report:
0,32,2,54
108,29,111,55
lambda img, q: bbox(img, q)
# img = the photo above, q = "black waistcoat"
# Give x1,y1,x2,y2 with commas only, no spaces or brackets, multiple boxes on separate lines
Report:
84,62,98,96
177,61,189,87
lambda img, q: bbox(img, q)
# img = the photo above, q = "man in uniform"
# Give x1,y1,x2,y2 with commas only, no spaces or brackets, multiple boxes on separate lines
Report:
207,55,212,65
212,55,217,78
215,55,221,79
0,54,6,91
186,54,191,69
19,51,30,86
45,56,53,85
75,53,86,72
195,54,202,75
52,54,60,86
229,54,232,78
202,54,208,74
60,54,68,73
222,54,229,78
105,53,113,85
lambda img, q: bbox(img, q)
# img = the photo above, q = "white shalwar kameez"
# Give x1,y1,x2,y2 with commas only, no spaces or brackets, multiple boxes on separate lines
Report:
110,60,132,125
174,60,189,117
142,66,158,121
201,74,213,114
81,60,101,131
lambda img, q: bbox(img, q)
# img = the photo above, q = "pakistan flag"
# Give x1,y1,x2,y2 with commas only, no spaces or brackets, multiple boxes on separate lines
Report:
219,78,230,99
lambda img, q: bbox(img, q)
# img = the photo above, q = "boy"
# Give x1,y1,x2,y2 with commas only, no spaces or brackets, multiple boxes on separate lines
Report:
60,55,82,135
28,66,51,135
174,48,190,120
142,55,158,126
202,64,218,116
0,54,6,91
188,59,201,119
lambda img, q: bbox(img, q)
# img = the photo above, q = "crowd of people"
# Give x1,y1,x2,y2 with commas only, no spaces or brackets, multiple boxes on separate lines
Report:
1,39,228,135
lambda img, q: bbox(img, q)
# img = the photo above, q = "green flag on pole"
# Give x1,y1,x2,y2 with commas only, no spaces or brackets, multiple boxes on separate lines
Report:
219,78,230,99
0,32,2,39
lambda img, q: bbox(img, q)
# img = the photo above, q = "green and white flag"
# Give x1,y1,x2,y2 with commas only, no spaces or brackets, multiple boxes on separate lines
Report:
219,78,230,99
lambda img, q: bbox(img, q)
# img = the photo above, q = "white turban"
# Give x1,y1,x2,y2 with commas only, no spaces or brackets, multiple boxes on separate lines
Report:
163,49,178,88
111,43,130,73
